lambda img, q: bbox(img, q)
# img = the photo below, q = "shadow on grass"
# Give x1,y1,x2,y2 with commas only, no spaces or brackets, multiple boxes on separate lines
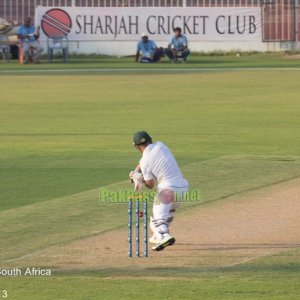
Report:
53,261,300,279
175,243,300,251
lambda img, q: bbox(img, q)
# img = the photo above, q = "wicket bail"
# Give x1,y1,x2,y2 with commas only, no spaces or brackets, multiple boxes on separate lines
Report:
128,198,148,257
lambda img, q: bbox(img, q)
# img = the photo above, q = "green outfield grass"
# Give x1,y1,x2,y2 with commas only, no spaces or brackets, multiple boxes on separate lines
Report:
1,52,300,73
0,56,300,299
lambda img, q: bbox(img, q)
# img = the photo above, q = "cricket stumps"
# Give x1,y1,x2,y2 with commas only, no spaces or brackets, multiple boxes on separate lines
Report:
128,198,148,257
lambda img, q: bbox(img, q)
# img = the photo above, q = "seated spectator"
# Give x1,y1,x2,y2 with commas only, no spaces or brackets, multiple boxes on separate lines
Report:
165,27,190,63
135,33,163,63
17,17,43,64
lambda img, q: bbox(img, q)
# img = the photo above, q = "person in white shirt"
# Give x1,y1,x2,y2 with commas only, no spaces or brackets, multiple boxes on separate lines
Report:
129,131,189,251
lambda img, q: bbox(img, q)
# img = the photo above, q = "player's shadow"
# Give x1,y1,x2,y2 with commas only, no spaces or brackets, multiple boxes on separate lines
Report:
175,243,300,251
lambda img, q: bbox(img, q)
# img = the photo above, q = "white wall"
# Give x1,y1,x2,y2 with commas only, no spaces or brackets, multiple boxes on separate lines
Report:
40,39,294,56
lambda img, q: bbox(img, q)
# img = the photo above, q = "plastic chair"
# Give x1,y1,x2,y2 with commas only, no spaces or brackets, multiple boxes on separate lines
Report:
47,36,69,63
0,34,10,62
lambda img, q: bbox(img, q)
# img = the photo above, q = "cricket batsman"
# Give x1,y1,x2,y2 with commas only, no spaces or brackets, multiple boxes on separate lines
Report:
129,131,189,251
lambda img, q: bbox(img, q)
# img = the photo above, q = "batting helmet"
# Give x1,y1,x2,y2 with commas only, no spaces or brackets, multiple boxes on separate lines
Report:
133,131,152,145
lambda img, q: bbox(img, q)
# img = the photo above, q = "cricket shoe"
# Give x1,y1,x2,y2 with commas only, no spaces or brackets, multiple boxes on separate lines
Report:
152,235,175,251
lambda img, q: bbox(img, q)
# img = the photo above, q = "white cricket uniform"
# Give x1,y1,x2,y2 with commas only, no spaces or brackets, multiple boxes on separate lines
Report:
139,141,189,193
139,141,189,235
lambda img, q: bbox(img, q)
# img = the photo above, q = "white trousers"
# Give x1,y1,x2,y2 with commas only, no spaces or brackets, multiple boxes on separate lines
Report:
151,187,188,237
